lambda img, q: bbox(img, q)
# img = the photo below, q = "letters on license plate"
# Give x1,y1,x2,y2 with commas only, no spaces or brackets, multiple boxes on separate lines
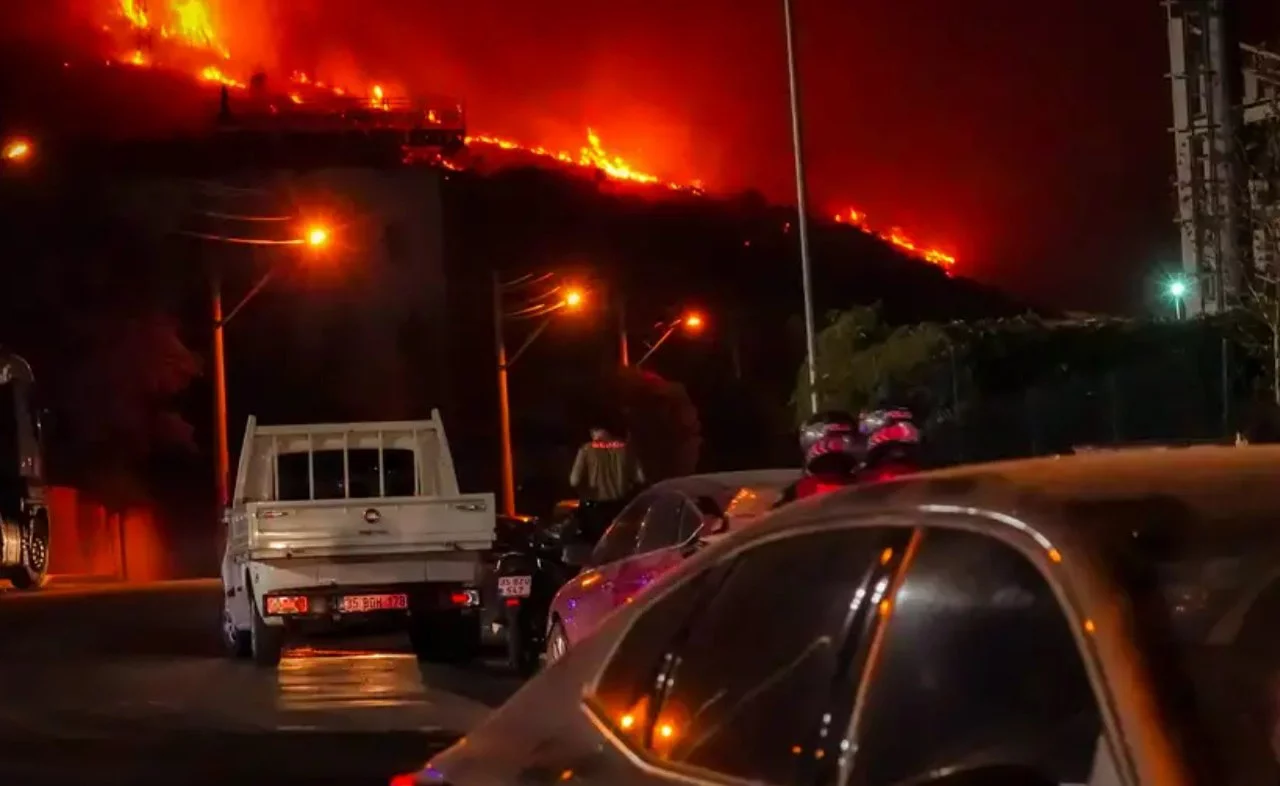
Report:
339,593,409,613
497,576,533,597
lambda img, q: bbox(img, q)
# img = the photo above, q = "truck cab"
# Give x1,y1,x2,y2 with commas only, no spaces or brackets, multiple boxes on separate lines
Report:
0,351,50,591
219,411,496,666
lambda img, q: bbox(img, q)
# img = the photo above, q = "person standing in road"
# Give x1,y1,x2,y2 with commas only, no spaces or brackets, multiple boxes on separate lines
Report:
569,426,645,502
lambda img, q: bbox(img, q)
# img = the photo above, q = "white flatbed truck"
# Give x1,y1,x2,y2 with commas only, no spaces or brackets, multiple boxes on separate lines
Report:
219,412,496,667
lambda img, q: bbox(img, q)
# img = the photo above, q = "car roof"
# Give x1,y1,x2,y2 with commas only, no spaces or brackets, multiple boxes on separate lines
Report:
648,469,800,503
752,445,1280,547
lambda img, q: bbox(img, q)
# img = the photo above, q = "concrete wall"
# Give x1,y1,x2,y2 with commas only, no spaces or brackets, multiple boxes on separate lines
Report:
46,485,168,581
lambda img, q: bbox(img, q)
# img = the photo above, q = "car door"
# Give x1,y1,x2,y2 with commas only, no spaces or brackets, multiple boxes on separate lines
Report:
609,492,701,606
584,523,911,786
561,492,655,642
846,525,1116,786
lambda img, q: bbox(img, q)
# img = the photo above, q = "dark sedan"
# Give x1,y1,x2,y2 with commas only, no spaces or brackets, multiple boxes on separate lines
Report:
401,444,1280,786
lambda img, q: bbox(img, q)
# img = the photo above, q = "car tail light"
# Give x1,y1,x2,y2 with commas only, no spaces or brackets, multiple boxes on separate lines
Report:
265,595,309,615
449,590,479,607
504,597,521,607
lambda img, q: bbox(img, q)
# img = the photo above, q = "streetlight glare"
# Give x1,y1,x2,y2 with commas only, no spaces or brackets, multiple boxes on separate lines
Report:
683,312,704,330
2,137,32,162
1168,280,1188,298
305,225,330,248
563,288,585,309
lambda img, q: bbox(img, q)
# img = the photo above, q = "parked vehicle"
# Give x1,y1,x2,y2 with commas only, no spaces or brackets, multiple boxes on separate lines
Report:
219,412,496,667
0,351,49,591
544,470,798,664
402,445,1280,786
480,495,636,674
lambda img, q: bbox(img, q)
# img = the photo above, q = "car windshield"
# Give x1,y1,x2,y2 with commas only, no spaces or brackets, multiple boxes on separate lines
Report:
1072,494,1280,785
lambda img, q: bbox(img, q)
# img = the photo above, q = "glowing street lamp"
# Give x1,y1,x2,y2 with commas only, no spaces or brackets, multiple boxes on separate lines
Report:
1166,275,1190,320
492,274,589,515
189,219,341,505
636,310,707,367
305,225,330,248
2,137,33,164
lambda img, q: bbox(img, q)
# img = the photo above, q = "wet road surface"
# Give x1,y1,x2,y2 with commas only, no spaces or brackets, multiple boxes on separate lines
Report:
0,579,525,785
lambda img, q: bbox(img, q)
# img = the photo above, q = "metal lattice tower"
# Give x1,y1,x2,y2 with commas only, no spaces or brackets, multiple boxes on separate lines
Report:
1166,0,1279,315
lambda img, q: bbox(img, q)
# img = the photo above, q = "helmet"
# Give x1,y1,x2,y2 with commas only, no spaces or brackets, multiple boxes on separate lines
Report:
859,407,921,471
799,410,863,475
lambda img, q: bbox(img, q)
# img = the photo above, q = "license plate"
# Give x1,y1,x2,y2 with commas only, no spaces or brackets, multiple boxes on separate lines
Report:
339,593,408,613
497,576,532,597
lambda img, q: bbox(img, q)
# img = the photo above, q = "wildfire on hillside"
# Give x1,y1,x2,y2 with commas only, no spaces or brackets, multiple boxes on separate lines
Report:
835,207,956,271
99,0,957,270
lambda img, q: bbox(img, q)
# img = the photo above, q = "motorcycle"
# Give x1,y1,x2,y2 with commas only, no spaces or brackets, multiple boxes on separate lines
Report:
484,496,635,675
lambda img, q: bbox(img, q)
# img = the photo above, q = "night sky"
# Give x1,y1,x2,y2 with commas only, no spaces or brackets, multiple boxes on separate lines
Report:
12,0,1280,313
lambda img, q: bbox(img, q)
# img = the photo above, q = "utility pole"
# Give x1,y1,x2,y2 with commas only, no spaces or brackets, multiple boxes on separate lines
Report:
492,271,516,517
782,0,820,416
618,294,630,367
211,267,230,509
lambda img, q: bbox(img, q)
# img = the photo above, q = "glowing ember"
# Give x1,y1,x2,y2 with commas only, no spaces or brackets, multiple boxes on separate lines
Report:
103,1,956,271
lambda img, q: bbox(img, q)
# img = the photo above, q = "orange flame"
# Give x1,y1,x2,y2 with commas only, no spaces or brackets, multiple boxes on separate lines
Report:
116,0,229,59
463,130,702,193
106,1,956,271
834,207,956,272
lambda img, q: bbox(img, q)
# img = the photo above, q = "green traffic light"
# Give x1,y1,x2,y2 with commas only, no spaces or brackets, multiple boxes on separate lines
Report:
1168,279,1188,298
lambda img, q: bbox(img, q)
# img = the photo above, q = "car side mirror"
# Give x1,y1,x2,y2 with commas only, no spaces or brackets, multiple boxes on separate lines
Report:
703,514,728,535
561,543,594,567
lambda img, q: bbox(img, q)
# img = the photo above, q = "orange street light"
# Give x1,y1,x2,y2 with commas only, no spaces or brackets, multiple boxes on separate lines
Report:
305,225,330,248
492,273,590,515
636,309,708,367
2,137,33,163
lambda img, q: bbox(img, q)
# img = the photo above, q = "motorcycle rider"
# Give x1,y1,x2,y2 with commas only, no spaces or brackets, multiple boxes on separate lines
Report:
856,406,922,482
774,410,866,506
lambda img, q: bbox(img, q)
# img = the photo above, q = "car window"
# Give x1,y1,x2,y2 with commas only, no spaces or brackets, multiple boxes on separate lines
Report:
591,493,654,566
635,494,688,555
591,562,730,730
640,527,905,784
276,448,416,500
852,527,1102,786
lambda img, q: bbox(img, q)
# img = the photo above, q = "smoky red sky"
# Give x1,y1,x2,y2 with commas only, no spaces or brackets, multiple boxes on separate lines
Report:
10,1,1280,312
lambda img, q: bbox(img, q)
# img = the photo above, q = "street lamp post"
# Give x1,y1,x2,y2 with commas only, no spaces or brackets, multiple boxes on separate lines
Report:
492,273,585,516
782,0,820,417
636,312,705,368
193,222,332,506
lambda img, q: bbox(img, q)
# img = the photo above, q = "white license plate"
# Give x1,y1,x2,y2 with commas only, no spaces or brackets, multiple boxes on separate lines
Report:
339,593,408,613
497,576,532,597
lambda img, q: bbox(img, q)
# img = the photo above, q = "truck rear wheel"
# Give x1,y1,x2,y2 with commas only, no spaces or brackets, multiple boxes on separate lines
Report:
245,577,284,667
4,512,49,591
222,604,251,659
250,599,284,667
409,610,481,664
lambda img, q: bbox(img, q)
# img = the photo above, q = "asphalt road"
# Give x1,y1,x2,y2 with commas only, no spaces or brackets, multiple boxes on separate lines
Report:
0,579,525,786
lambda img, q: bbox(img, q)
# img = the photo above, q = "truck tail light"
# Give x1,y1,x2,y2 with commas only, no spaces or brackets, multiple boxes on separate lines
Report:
265,595,309,615
448,590,479,607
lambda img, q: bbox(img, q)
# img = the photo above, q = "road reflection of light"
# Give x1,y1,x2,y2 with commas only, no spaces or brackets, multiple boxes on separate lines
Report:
276,648,428,712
